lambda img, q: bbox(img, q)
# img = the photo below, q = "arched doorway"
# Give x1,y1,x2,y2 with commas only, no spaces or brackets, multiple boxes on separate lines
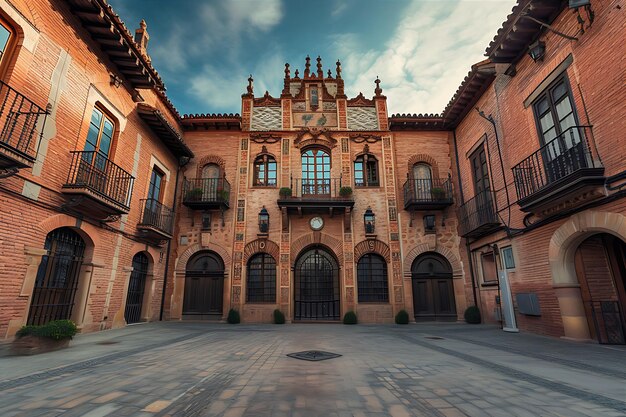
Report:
575,234,626,344
124,252,149,324
294,247,340,320
183,251,224,319
28,227,86,325
411,253,457,321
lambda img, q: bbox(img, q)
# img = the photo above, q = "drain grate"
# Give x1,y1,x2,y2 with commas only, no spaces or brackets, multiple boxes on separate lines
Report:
424,336,444,340
287,350,342,361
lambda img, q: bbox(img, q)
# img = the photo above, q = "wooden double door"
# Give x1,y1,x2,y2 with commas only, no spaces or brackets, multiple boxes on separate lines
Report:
412,253,457,321
183,252,224,319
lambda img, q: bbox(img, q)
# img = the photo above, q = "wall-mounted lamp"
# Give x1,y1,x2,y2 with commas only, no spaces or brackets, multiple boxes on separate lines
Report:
364,207,375,235
109,73,122,88
528,40,546,62
258,206,269,234
423,215,436,233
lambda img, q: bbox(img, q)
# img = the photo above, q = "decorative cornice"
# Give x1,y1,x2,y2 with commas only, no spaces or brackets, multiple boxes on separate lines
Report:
253,91,281,107
347,92,375,107
349,133,382,144
294,127,337,149
250,133,282,144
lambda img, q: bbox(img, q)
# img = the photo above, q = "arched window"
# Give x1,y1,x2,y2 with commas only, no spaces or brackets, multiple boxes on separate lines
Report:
354,154,379,187
301,148,330,195
247,253,277,303
357,254,388,302
253,154,277,186
0,17,15,70
411,163,433,200
28,228,86,325
202,163,220,179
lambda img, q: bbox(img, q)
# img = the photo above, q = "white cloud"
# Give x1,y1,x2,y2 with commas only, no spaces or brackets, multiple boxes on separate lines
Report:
329,0,516,115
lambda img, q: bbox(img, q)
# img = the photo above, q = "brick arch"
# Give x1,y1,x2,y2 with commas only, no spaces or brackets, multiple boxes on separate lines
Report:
547,210,626,341
243,238,280,264
354,239,390,263
176,242,232,273
195,155,226,178
37,214,99,261
403,244,463,277
290,232,344,267
407,154,440,179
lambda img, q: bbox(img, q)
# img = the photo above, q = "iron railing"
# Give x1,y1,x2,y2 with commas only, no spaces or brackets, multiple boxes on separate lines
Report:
0,80,49,163
512,126,601,201
286,177,349,198
458,190,499,236
183,177,231,206
64,150,134,210
294,300,341,320
138,198,174,236
403,178,453,205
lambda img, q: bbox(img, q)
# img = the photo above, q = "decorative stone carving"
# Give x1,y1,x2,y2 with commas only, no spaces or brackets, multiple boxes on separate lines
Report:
250,133,281,144
347,107,379,130
251,107,282,131
323,102,337,110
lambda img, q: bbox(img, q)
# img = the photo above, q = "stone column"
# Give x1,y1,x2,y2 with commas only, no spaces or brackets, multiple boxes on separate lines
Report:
554,284,592,340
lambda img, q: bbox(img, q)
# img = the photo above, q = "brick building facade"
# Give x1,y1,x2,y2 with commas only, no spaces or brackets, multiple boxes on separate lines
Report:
1,0,624,344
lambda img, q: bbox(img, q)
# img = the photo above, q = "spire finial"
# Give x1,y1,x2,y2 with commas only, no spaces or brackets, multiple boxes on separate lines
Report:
304,55,311,78
316,56,323,78
247,74,254,95
284,63,290,80
295,69,300,79
336,59,342,79
327,69,332,78
374,76,382,96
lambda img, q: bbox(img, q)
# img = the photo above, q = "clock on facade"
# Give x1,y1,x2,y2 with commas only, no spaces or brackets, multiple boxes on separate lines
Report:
309,216,324,231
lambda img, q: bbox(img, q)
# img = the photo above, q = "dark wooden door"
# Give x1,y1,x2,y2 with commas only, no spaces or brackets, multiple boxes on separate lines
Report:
124,253,148,324
411,253,457,321
183,252,224,318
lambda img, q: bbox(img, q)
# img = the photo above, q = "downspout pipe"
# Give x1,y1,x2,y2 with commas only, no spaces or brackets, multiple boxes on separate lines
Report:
452,129,478,308
159,158,185,320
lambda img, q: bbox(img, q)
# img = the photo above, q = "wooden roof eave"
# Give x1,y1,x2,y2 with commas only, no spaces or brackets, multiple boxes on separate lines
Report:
137,104,194,159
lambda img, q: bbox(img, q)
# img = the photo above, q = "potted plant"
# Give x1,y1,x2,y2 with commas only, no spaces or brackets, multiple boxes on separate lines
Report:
343,311,358,325
339,186,353,198
12,320,78,355
430,187,446,200
395,310,409,324
218,189,230,202
186,187,203,201
279,187,292,198
273,309,285,324
227,308,240,324
464,306,482,324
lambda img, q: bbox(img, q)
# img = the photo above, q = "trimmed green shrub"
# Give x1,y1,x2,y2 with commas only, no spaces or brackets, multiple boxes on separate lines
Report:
395,310,409,324
273,309,285,324
464,306,482,324
16,320,78,340
227,308,240,324
343,311,357,325
339,186,353,197
279,187,292,198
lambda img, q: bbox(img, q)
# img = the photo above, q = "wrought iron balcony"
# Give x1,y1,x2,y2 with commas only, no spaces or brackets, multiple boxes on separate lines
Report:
403,178,453,210
182,177,230,210
0,80,49,172
277,177,354,214
62,151,134,216
512,126,605,214
137,198,174,241
458,190,501,238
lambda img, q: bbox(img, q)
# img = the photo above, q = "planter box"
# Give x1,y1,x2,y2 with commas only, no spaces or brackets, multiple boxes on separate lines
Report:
11,336,71,355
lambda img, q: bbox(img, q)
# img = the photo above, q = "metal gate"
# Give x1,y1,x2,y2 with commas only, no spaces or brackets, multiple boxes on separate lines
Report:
124,252,149,324
28,228,85,325
294,248,340,320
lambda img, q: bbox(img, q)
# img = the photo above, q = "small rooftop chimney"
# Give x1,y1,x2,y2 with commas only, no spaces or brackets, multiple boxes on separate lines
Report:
135,19,150,60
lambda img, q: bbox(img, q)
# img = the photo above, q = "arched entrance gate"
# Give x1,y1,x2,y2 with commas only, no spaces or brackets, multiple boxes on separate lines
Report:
183,251,225,319
411,253,457,321
294,247,340,320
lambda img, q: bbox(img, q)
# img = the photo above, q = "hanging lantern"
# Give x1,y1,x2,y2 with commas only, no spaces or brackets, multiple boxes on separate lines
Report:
364,207,375,234
259,206,269,233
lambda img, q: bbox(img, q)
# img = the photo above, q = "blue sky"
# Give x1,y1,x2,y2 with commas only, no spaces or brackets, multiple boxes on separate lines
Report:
108,0,516,116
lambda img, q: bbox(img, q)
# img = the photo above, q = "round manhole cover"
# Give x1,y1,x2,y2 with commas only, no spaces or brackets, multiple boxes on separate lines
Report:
287,350,342,361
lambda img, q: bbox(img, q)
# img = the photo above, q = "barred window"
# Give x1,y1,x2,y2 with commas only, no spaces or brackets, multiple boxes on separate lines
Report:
357,254,388,302
246,253,276,303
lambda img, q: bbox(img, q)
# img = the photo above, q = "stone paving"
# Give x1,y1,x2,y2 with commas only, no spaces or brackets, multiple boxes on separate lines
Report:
0,323,625,417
